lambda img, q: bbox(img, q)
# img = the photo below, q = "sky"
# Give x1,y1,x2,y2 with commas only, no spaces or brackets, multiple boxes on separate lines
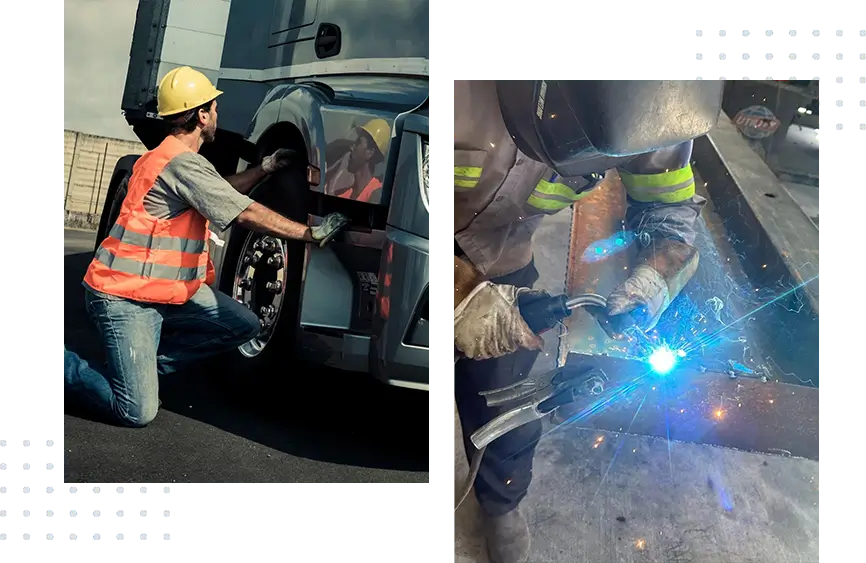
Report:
65,0,140,141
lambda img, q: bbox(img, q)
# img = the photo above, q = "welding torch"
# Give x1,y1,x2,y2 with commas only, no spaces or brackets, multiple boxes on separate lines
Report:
516,291,607,334
518,289,656,348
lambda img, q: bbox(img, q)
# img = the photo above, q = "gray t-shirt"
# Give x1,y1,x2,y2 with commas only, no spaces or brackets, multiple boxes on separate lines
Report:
142,151,254,232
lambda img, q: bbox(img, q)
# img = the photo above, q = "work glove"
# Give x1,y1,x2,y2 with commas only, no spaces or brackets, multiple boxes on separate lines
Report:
454,281,544,360
262,148,296,174
606,239,700,334
310,212,350,248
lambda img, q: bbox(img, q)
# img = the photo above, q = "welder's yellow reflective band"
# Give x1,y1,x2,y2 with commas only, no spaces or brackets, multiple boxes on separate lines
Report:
454,166,482,190
526,178,591,212
620,164,696,204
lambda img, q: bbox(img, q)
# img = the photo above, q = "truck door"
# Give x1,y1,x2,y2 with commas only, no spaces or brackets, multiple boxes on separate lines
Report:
269,0,321,47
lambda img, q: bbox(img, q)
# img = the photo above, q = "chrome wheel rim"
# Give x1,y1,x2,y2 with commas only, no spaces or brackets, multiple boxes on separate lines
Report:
233,232,288,358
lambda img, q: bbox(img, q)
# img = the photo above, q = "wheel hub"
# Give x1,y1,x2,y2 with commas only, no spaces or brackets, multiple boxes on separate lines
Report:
233,233,288,358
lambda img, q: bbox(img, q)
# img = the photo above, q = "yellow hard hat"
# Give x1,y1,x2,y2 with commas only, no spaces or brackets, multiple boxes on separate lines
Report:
157,66,223,117
357,118,391,155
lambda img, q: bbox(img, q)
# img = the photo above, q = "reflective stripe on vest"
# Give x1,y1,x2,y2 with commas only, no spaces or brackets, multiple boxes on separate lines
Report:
83,136,211,305
93,231,207,281
454,166,482,190
525,172,598,212
619,164,696,204
107,223,207,254
456,165,600,211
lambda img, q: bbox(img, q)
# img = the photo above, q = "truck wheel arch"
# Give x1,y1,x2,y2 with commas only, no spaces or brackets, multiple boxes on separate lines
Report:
253,121,309,165
245,83,328,201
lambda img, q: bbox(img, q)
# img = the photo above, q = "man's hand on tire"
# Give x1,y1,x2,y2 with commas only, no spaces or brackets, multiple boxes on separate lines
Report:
262,148,297,174
454,281,544,360
310,212,350,247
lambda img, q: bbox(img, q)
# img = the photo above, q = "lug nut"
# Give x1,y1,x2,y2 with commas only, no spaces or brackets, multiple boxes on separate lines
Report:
253,239,263,250
262,238,277,252
267,255,283,268
260,305,275,318
239,278,253,290
265,281,282,293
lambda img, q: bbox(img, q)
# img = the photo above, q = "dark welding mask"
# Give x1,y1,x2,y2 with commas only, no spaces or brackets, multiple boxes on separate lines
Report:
496,81,724,177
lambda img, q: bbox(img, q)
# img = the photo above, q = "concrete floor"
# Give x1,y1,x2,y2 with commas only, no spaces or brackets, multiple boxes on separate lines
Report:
455,414,818,563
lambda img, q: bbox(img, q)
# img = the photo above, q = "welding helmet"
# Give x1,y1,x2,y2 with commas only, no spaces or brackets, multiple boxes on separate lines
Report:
495,81,724,177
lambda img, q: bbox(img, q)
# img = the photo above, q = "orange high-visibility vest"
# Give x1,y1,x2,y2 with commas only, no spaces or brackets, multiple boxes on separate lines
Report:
337,177,382,203
84,136,216,305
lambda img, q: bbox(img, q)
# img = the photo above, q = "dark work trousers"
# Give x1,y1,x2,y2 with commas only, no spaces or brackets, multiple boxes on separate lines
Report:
455,260,542,517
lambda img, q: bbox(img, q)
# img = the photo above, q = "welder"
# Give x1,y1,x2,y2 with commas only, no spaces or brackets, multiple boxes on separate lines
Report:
454,80,722,563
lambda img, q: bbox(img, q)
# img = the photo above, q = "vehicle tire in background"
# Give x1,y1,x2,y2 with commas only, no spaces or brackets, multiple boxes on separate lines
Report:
94,155,141,253
94,173,130,253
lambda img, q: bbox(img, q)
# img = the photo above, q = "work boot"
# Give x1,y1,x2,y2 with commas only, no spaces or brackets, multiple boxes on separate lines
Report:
482,507,530,563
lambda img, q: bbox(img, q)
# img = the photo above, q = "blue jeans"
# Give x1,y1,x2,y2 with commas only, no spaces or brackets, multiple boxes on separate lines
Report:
65,284,260,427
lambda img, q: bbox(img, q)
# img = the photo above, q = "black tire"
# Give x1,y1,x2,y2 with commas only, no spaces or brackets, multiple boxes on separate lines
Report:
94,167,133,253
216,159,310,381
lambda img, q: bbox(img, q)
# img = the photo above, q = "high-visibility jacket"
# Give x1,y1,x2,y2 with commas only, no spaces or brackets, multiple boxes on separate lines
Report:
454,80,704,279
84,136,216,305
337,177,383,203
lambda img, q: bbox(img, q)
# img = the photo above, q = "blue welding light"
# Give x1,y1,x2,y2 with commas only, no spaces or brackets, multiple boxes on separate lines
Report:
595,246,604,255
615,237,624,246
648,346,677,375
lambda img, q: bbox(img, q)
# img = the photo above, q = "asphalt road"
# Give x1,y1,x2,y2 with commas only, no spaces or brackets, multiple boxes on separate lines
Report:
65,229,428,483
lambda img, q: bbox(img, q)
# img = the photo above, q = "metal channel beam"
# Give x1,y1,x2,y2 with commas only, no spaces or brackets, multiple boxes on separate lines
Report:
551,353,819,460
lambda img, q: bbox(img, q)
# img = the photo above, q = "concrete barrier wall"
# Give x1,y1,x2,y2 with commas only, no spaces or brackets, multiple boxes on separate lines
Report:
64,130,145,229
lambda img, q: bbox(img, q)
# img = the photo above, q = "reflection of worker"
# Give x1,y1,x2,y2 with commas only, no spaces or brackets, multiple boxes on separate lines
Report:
454,81,711,563
332,118,390,202
68,67,349,428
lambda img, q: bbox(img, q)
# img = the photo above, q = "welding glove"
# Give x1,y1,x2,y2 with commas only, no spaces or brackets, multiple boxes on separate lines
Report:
607,239,700,333
310,212,350,248
454,281,544,360
262,148,296,174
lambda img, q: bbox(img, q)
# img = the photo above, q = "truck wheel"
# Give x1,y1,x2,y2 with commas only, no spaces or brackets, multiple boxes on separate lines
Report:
220,162,308,372
231,230,300,360
94,155,139,251
94,173,129,253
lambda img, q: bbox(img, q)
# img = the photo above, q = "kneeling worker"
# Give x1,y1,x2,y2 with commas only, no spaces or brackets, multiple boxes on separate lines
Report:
66,67,349,427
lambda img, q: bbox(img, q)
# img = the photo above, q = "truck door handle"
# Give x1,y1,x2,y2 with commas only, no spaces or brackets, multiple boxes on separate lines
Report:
315,23,341,59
